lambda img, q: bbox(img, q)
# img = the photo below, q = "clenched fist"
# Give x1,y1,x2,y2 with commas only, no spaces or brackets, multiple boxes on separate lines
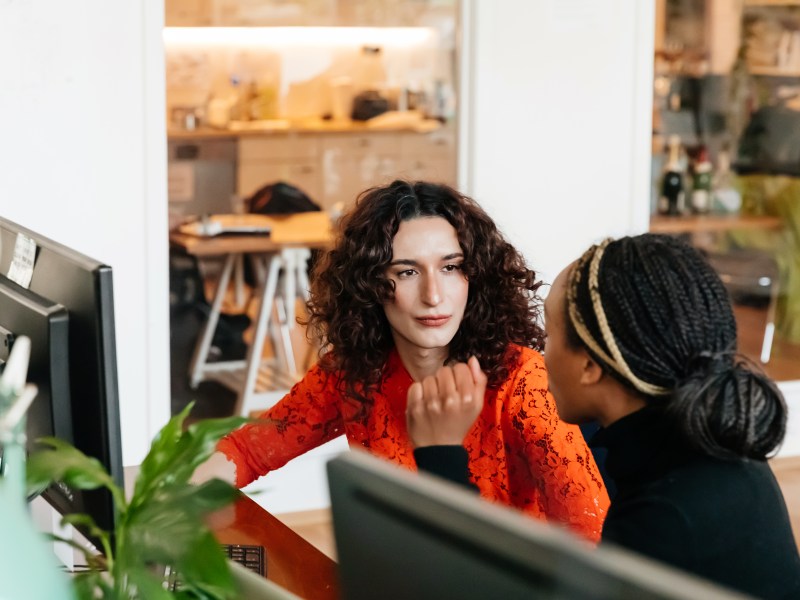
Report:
406,356,487,447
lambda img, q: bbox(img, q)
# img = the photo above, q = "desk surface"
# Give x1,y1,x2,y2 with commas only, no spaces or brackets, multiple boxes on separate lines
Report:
208,493,339,600
649,213,783,234
171,212,334,257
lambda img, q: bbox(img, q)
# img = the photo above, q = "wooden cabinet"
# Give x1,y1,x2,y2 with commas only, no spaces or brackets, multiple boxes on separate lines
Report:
238,135,322,203
236,128,457,211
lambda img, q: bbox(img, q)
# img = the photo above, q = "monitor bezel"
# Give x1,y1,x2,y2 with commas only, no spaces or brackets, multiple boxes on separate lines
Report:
0,217,123,545
327,451,749,600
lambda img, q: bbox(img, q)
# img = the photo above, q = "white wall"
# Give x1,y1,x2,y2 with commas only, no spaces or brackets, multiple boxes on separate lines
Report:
0,1,170,465
459,0,654,283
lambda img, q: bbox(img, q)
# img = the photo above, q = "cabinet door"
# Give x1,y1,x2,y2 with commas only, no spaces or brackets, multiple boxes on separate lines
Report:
239,136,319,162
395,157,457,187
237,135,322,203
320,133,404,209
396,129,457,185
238,160,322,204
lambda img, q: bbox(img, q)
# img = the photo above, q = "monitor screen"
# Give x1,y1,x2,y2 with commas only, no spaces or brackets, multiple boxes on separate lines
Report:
0,217,123,544
0,274,72,516
327,451,749,600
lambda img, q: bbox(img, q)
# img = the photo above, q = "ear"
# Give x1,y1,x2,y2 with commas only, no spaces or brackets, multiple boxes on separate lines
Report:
578,351,604,386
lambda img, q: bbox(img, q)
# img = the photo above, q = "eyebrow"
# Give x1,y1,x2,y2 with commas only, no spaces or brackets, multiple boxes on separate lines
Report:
388,253,464,267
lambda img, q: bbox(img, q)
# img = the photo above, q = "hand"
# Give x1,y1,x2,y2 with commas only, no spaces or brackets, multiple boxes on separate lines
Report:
406,356,487,448
190,451,237,486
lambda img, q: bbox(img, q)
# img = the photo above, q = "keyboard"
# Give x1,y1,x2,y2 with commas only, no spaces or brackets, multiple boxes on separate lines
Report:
223,543,266,577
167,543,266,590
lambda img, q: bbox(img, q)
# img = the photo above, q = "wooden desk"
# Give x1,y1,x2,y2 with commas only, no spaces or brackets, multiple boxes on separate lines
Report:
649,214,783,235
170,212,334,416
208,493,339,600
169,213,334,257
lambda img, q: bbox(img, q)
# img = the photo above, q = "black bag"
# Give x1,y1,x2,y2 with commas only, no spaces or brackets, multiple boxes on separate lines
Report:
246,181,321,215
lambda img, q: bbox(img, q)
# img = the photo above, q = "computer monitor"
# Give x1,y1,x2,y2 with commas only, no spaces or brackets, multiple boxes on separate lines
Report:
0,273,71,467
0,217,123,544
327,451,750,600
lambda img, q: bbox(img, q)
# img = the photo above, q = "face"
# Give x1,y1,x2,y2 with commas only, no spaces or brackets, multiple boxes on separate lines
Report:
383,216,469,357
543,265,595,424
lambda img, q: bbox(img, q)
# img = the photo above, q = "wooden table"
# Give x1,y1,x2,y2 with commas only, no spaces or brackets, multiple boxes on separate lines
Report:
208,493,339,600
169,213,334,257
649,213,783,234
170,212,334,416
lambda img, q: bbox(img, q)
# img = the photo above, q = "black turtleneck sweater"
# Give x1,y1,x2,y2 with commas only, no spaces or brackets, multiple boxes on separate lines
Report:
592,406,800,599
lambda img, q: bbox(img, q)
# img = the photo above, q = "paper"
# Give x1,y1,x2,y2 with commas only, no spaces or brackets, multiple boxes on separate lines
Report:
7,233,37,289
168,162,195,203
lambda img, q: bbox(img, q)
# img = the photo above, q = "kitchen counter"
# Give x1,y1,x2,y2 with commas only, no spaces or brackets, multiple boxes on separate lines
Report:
167,115,443,140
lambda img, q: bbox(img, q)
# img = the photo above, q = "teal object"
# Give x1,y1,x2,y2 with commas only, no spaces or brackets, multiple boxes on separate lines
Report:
0,338,74,599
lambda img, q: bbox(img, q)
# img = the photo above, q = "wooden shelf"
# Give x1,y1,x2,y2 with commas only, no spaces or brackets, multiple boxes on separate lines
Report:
749,65,800,77
745,0,800,7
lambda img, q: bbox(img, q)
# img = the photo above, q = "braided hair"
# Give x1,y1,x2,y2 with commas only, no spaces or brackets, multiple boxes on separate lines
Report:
564,233,786,460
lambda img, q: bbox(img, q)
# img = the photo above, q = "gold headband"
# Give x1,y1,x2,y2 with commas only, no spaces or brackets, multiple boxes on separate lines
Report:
567,239,669,396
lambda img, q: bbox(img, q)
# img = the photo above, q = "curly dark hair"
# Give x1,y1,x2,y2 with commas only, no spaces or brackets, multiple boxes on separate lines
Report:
564,233,786,460
304,179,545,403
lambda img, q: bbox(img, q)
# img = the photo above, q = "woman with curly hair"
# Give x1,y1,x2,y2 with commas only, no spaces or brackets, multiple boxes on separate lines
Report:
214,180,610,542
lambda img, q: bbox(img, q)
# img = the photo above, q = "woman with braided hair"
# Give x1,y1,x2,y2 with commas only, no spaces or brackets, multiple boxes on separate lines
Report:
206,180,609,542
542,233,800,597
413,232,799,597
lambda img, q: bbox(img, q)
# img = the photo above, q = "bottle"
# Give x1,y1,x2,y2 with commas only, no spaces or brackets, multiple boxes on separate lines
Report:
658,135,686,216
691,146,713,214
712,150,742,214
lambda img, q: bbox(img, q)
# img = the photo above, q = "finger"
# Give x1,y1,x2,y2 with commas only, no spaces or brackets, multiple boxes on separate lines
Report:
422,376,441,414
468,356,488,389
436,366,458,411
452,363,475,408
406,382,424,415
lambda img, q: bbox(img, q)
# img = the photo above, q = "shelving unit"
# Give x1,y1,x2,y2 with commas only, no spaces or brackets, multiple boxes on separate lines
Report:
749,66,800,76
744,1,800,7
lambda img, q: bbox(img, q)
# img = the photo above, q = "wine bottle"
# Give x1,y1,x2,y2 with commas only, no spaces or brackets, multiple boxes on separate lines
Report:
658,135,685,216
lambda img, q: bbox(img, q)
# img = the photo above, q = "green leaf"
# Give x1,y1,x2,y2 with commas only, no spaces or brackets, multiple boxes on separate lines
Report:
133,405,248,508
121,481,239,569
72,571,111,600
168,531,236,599
26,437,125,511
120,565,175,600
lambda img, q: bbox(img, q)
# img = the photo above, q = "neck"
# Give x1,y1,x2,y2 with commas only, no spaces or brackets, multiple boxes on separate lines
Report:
595,379,648,428
393,340,449,382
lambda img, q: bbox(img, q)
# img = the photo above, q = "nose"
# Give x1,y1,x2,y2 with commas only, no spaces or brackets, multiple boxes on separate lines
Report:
422,273,442,306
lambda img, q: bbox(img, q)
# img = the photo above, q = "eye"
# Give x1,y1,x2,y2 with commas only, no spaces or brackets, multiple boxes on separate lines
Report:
396,269,417,279
442,263,463,273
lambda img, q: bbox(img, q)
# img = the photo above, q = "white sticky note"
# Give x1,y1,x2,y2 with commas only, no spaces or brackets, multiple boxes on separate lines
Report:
7,233,37,289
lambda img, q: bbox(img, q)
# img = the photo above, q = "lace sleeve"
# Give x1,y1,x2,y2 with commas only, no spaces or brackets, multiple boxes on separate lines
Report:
217,364,346,488
505,354,609,543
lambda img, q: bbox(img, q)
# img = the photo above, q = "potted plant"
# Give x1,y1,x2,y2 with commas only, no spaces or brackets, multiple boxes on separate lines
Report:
26,403,248,599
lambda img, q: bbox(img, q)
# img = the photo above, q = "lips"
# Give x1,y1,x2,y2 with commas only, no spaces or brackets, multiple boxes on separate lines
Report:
416,315,451,327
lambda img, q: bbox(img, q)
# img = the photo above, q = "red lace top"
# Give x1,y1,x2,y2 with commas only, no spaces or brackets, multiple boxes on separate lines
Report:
218,345,609,542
